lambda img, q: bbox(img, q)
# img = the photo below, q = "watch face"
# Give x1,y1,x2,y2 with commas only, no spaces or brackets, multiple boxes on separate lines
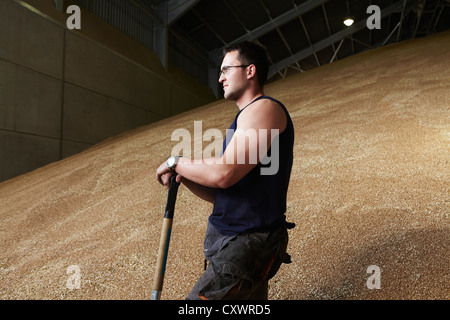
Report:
167,157,175,167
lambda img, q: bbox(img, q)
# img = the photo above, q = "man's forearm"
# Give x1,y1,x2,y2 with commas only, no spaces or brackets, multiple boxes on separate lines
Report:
181,178,216,204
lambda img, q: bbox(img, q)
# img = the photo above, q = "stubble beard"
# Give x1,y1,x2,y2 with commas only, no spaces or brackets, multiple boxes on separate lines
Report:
224,83,248,102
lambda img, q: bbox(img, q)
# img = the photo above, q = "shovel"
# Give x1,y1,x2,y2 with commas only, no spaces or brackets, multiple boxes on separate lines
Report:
151,175,180,300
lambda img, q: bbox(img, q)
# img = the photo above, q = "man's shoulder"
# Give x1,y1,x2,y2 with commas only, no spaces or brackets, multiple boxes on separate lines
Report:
243,97,283,113
238,97,287,130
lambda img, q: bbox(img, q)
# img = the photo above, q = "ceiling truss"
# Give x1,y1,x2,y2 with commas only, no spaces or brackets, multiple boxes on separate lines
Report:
62,0,450,97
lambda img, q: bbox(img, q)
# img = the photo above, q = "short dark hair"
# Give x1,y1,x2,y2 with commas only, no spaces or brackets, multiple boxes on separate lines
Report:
224,41,269,86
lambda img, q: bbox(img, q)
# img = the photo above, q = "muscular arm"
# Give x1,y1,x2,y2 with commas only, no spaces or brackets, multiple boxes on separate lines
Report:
159,172,216,203
181,178,216,203
156,99,287,194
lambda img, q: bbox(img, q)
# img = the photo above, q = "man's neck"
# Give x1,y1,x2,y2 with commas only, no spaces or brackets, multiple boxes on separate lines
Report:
236,89,265,110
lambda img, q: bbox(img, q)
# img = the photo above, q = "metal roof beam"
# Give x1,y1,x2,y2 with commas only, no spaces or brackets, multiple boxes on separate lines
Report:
152,1,168,70
226,0,329,46
151,0,203,69
192,8,227,46
298,15,321,67
167,0,201,26
413,0,426,38
131,0,163,25
54,0,63,11
397,0,407,42
321,2,337,60
268,0,414,78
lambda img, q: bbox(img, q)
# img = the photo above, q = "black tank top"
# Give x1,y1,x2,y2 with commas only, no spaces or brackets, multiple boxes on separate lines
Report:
209,96,294,235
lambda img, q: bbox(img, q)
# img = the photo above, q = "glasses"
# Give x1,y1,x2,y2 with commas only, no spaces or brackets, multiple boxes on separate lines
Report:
219,65,250,77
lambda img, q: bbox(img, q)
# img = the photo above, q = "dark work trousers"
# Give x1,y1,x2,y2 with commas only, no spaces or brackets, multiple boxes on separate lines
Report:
186,221,290,300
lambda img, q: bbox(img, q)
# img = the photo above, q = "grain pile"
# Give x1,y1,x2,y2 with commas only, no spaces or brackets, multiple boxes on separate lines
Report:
0,31,449,300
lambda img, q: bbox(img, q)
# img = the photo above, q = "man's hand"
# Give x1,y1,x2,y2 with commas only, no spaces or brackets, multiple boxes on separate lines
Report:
156,162,182,189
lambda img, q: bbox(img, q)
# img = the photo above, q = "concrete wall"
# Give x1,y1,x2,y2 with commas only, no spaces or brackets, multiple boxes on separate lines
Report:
0,0,216,182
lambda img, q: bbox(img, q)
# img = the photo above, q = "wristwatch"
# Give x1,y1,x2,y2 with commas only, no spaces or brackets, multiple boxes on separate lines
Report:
167,156,181,171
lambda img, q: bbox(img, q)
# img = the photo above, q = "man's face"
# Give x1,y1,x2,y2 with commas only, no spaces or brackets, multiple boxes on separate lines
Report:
219,51,249,101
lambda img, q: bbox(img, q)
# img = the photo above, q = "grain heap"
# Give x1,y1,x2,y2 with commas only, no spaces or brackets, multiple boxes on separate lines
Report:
0,31,448,300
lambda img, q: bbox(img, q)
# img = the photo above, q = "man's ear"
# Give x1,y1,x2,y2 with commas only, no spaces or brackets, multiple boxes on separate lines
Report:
247,64,257,80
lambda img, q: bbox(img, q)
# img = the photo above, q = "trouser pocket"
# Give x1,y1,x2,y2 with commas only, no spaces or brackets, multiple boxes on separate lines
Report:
196,261,268,300
266,226,290,280
198,270,243,300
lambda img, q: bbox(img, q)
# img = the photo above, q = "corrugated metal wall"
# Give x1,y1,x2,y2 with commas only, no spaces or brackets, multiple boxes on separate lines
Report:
73,0,208,84
74,0,154,48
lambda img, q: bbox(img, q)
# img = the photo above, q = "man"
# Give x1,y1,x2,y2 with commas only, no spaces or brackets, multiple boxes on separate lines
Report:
156,41,294,300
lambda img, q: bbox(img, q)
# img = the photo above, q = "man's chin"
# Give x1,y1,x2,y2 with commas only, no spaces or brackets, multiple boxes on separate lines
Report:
224,90,240,101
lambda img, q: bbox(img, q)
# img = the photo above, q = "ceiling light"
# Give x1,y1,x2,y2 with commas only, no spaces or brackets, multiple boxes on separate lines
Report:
343,18,354,26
